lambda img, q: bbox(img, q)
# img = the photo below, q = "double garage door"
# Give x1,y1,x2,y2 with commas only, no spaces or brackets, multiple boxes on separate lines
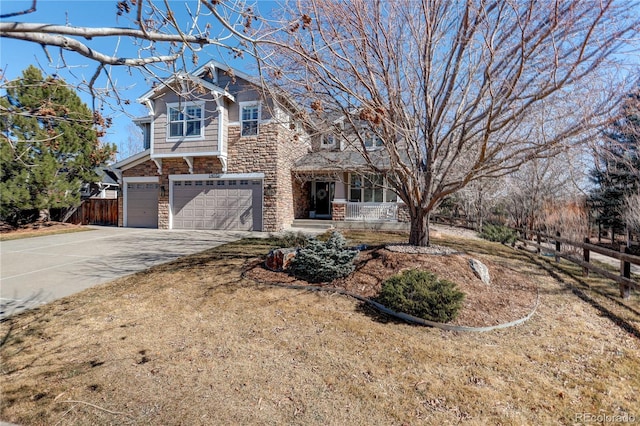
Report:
172,178,263,231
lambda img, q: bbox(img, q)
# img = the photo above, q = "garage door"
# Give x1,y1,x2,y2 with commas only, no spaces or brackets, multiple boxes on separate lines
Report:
172,179,262,231
126,182,159,228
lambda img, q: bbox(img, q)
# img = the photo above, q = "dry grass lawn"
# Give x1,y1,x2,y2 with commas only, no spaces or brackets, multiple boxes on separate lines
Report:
1,231,638,425
0,222,89,241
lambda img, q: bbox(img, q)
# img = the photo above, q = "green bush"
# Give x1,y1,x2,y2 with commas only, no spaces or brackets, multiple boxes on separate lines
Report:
289,231,358,283
480,224,518,244
376,269,465,323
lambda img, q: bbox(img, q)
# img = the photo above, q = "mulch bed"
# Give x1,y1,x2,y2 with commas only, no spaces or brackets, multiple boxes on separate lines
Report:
244,247,539,328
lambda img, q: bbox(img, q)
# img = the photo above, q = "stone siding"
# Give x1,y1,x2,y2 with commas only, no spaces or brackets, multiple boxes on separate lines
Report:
331,201,346,221
293,180,310,219
227,121,309,231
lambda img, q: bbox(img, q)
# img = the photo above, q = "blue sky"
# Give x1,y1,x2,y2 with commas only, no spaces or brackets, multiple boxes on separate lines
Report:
0,0,258,158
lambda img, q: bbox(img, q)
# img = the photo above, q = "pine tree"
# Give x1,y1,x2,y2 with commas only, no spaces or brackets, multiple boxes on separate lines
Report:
289,231,358,283
589,90,640,239
0,66,116,224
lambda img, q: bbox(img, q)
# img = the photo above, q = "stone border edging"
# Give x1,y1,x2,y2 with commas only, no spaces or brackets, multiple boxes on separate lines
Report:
243,269,540,333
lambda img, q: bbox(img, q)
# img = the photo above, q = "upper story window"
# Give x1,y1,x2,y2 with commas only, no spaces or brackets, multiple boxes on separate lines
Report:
321,133,337,148
363,131,384,149
240,102,260,137
141,123,151,149
167,101,204,139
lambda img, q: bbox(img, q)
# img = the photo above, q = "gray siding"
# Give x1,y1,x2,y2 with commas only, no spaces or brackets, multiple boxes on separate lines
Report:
152,89,220,155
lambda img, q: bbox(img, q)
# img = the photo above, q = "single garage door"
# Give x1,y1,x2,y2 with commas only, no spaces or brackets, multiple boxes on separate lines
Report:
126,182,159,228
172,179,262,231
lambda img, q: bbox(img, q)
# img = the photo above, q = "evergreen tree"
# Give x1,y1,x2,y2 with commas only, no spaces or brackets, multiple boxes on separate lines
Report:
0,66,115,224
589,90,640,238
289,231,358,283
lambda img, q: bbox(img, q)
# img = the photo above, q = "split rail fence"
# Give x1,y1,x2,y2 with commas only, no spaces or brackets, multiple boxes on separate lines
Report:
516,229,638,299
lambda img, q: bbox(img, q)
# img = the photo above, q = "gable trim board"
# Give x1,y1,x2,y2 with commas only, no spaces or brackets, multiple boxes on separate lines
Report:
168,173,264,231
150,151,224,159
122,176,160,228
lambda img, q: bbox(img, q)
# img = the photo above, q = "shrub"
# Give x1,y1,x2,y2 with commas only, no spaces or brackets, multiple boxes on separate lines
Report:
269,231,310,249
480,224,518,244
376,269,465,323
289,231,358,283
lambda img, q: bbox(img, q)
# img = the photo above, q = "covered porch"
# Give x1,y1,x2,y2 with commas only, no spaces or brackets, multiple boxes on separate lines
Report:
292,150,409,223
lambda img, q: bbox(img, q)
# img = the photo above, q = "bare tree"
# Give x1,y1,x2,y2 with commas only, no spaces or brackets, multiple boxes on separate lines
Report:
453,178,506,231
115,123,145,161
624,192,640,233
0,0,258,107
504,151,589,230
250,0,638,246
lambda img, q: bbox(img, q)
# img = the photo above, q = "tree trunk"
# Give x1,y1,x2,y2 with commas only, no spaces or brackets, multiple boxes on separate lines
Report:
409,209,430,247
39,209,51,222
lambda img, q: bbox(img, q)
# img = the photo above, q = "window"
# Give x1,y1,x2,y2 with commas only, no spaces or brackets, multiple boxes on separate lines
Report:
363,131,384,149
240,102,260,136
349,173,397,203
141,122,151,149
167,102,203,139
321,133,336,147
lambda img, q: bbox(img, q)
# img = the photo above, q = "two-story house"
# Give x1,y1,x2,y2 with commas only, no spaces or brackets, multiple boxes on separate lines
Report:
113,60,409,232
113,60,310,232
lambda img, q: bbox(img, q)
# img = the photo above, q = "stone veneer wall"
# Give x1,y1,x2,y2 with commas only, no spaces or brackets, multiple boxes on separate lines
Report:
117,196,123,227
293,180,310,219
331,201,346,221
226,122,309,232
276,127,310,228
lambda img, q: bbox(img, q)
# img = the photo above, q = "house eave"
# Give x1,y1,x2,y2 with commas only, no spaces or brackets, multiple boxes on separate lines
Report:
111,149,151,172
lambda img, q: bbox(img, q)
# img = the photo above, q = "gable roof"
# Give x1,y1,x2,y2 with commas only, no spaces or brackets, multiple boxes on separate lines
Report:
137,67,235,103
111,149,151,171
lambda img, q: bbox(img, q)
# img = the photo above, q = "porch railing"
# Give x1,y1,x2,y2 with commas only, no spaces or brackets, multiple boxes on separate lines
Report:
346,202,398,222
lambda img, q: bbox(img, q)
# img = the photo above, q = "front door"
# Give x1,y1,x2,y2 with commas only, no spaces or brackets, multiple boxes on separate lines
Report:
314,181,334,217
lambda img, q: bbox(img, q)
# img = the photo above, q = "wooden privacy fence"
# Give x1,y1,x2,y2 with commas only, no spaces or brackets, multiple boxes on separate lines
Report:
66,199,118,226
517,229,639,299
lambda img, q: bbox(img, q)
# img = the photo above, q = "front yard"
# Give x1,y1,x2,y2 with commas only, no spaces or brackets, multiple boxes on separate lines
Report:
1,231,638,425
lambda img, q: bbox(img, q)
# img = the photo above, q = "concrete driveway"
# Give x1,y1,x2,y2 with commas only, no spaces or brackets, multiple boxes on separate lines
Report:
0,226,262,319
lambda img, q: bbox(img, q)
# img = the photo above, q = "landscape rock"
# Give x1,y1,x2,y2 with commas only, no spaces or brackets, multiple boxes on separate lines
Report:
265,248,297,271
469,258,491,284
